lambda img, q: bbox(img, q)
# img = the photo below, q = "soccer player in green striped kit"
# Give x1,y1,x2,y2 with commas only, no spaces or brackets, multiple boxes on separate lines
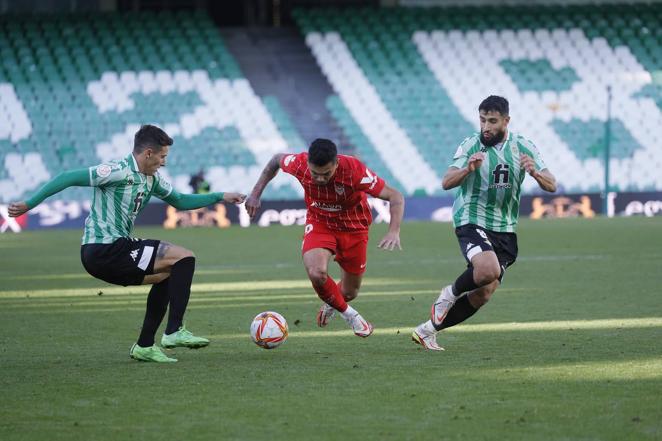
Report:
9,125,246,362
412,96,557,351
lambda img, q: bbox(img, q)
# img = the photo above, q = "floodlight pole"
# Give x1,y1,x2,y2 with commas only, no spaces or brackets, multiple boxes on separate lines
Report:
603,86,612,216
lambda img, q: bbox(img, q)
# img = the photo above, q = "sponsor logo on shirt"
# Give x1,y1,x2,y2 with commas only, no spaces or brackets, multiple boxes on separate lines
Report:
310,201,343,212
284,155,296,166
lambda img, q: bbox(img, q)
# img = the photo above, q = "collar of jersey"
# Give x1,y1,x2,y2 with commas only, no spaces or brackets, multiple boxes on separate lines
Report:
127,153,140,173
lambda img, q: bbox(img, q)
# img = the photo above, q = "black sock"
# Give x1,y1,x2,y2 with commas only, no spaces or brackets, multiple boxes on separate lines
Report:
452,268,480,296
137,279,170,347
165,257,196,334
434,295,478,331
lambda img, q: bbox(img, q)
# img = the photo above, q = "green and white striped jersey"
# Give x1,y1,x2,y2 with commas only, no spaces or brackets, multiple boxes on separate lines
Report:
450,131,546,233
82,153,172,244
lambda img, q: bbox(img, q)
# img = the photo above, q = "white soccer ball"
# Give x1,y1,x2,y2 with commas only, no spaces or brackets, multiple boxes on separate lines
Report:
250,311,289,349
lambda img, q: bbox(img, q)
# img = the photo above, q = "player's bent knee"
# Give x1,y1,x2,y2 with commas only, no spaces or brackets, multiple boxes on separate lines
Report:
180,249,195,260
171,246,195,260
474,266,501,286
307,268,328,286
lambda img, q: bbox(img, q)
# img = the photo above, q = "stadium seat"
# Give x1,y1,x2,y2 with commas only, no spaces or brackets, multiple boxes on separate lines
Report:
0,10,304,202
1,5,660,203
295,4,661,193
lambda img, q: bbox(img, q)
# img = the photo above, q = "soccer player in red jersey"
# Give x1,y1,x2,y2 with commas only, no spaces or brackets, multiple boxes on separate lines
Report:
245,139,404,337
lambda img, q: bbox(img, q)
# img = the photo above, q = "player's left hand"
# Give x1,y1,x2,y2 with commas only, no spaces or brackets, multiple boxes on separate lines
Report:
520,154,538,177
223,192,247,204
378,231,402,251
8,201,29,217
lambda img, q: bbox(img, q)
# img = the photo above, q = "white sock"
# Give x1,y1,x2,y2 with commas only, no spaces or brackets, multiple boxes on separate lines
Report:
340,305,358,321
420,320,437,334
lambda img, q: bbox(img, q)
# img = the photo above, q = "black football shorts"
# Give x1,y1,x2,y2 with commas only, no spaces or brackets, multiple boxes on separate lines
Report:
81,237,161,286
455,223,518,282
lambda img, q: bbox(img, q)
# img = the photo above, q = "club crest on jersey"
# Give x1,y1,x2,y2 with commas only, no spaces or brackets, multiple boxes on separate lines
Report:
96,164,112,178
334,184,345,195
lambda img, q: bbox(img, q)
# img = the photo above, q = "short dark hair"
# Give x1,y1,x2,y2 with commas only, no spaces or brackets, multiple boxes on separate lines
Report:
479,95,509,116
133,125,173,153
308,138,337,166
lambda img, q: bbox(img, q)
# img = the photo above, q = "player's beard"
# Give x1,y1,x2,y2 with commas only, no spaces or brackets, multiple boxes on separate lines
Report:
480,129,506,147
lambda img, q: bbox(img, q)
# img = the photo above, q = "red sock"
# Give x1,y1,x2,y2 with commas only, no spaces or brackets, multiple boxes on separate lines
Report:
312,276,348,312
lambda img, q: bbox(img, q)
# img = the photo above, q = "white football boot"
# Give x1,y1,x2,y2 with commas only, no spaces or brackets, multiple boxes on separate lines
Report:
431,285,457,328
345,312,374,337
316,302,336,327
411,321,444,351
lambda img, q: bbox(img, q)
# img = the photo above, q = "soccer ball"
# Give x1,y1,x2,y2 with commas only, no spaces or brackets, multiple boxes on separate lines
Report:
250,311,289,349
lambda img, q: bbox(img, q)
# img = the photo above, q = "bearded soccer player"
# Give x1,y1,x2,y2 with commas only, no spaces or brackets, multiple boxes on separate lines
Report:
412,96,557,351
8,125,246,362
245,139,404,337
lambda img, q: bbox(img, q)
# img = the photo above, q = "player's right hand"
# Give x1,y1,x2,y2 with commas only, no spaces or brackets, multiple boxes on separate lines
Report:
245,195,261,219
466,152,485,172
8,201,29,217
223,192,247,204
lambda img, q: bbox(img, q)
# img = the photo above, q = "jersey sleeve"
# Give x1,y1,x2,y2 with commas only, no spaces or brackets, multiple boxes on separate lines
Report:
279,152,305,177
88,161,128,187
152,171,173,199
450,135,479,169
518,137,547,170
352,158,386,197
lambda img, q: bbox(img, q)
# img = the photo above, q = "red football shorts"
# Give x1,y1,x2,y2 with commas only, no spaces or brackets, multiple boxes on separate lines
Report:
301,223,369,275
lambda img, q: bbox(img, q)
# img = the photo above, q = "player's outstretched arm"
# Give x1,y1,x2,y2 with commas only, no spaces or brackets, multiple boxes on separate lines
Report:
163,190,246,210
442,152,485,190
245,153,286,218
8,168,90,217
376,184,404,251
520,154,557,193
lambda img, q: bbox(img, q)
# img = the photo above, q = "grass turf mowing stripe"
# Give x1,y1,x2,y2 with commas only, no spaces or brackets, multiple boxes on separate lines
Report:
0,278,431,298
205,317,662,339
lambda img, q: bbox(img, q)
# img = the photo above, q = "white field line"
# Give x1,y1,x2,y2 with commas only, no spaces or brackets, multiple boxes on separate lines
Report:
207,317,662,340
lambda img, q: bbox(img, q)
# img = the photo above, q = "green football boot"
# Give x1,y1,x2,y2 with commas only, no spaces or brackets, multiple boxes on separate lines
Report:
161,325,210,349
129,344,178,363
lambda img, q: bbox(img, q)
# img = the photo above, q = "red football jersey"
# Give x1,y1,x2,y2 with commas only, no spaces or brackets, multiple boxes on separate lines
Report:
280,152,386,231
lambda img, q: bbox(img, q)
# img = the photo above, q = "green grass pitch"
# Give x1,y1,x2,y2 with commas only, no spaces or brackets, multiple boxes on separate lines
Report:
1,217,661,440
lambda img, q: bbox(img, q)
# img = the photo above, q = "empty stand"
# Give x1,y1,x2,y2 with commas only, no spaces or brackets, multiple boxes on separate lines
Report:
295,4,662,193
